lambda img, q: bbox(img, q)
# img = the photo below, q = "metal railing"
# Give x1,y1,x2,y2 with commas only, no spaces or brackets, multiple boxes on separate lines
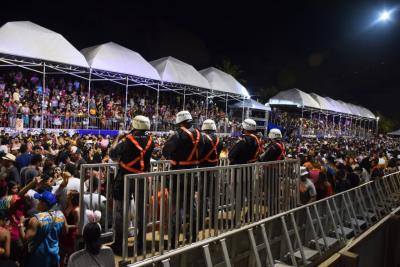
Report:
78,158,231,235
123,171,400,267
121,159,300,263
78,163,118,236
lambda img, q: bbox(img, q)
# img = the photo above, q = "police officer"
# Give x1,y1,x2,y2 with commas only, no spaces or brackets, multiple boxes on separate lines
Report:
228,119,262,224
199,119,223,230
259,128,285,162
199,119,223,168
229,119,262,165
163,110,203,169
162,110,204,246
110,115,155,254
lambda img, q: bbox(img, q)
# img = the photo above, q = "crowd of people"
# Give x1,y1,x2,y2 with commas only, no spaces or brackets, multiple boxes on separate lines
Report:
0,70,238,133
0,72,397,267
0,112,398,266
270,110,374,138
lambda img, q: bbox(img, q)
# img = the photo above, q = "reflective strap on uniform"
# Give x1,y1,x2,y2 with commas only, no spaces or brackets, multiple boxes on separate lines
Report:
246,133,261,163
275,142,286,160
170,127,200,166
119,134,153,173
200,134,220,164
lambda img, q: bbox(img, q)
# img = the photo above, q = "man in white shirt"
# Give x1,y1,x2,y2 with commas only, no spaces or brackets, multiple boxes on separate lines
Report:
53,171,86,210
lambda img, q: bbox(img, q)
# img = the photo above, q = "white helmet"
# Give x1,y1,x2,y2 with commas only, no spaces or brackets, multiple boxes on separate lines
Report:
242,119,257,131
201,119,217,131
131,115,150,130
175,110,193,124
268,128,282,139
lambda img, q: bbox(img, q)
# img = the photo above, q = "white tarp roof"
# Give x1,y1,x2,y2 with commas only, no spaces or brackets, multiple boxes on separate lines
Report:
387,129,400,136
337,100,353,115
200,67,250,98
0,21,88,68
358,106,376,119
150,56,211,89
81,42,160,80
310,93,337,112
269,88,320,109
271,91,375,119
231,99,271,111
325,97,347,114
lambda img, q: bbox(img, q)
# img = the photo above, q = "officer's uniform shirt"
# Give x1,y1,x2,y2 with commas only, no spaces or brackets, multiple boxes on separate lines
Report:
228,133,260,165
110,131,154,200
162,126,204,170
199,132,223,168
259,141,285,162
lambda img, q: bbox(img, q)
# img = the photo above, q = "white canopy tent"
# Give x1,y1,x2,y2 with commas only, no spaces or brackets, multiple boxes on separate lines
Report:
268,88,320,110
200,67,250,120
151,56,210,89
0,21,91,128
81,42,160,80
0,21,89,68
387,129,400,136
81,42,161,127
200,67,250,98
310,93,337,112
231,99,271,111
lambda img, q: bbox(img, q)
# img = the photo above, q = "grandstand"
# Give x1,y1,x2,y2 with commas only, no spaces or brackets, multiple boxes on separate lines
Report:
0,21,377,138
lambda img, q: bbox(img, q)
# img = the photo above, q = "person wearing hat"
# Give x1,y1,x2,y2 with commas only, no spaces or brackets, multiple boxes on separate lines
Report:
18,191,67,267
2,153,20,187
299,166,317,205
228,119,262,224
162,110,205,246
198,119,223,230
199,119,223,168
259,128,286,162
228,118,262,165
109,115,154,254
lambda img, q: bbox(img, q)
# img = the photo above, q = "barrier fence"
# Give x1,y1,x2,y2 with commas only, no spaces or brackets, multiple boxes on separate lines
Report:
123,171,400,267
78,158,244,236
121,159,300,263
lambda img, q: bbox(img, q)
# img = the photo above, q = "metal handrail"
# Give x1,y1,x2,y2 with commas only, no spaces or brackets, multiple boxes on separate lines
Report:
125,171,400,267
122,159,300,262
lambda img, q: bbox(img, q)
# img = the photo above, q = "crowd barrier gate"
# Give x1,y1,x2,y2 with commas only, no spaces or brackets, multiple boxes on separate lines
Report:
122,171,400,267
78,158,230,235
121,159,301,263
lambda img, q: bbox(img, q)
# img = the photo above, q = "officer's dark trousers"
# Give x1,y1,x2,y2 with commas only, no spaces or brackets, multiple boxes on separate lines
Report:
113,171,145,254
232,167,254,226
170,166,198,248
198,164,219,230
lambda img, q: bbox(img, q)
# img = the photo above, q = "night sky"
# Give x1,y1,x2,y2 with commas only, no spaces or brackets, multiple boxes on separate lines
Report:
2,0,400,117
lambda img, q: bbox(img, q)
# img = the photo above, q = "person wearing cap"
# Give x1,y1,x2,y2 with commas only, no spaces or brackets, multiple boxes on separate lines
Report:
162,110,204,169
198,119,223,230
228,119,262,224
18,191,67,267
2,153,20,187
109,115,154,254
162,110,205,246
199,119,223,168
228,118,261,165
299,167,317,205
259,128,286,162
